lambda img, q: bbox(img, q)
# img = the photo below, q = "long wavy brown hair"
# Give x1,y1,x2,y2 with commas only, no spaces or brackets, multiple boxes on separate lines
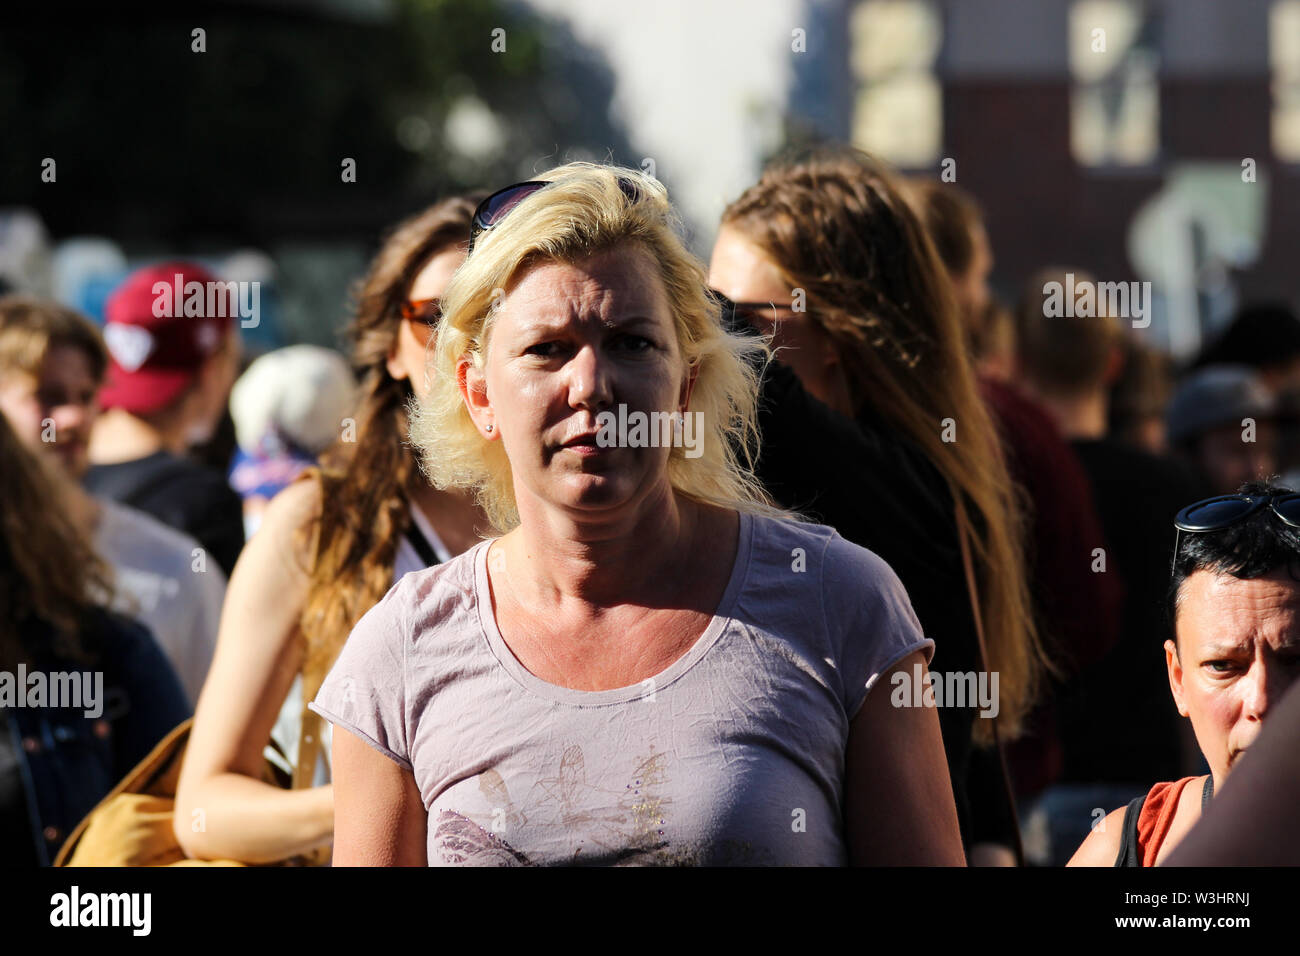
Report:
295,196,479,700
0,413,114,670
721,148,1044,743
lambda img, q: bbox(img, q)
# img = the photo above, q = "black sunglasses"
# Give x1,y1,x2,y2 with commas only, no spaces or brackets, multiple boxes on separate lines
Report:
467,177,643,255
1171,491,1300,572
1175,492,1300,532
709,289,806,336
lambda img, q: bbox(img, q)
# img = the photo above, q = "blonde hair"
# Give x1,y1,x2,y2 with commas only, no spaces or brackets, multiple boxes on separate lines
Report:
411,163,778,531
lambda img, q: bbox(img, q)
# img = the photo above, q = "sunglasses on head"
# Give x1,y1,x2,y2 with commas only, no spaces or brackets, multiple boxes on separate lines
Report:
467,176,644,255
1171,491,1300,572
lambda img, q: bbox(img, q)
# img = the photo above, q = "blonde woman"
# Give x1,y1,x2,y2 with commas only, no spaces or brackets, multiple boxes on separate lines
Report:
311,164,964,866
173,197,487,863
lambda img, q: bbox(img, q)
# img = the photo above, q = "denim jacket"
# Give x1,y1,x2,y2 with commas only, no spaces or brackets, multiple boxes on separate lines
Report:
1,609,191,866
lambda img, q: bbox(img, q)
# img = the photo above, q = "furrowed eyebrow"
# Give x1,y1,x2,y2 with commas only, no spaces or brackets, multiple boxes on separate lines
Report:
518,311,658,334
1201,642,1252,657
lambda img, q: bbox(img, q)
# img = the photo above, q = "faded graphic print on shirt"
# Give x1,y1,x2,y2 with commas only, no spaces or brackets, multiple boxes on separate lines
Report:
433,744,772,866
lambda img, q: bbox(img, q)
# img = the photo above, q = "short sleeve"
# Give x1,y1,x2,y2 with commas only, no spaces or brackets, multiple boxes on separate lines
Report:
819,532,934,721
308,580,412,770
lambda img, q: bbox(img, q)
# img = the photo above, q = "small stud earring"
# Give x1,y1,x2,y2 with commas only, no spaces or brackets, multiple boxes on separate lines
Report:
485,424,494,433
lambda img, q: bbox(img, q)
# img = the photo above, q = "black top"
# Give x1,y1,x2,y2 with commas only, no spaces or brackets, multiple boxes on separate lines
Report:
1061,439,1210,785
84,450,246,578
0,608,191,866
749,357,1013,851
1115,775,1214,867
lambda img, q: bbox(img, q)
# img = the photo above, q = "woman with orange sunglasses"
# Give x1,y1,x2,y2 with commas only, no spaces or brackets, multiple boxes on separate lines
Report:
173,196,488,864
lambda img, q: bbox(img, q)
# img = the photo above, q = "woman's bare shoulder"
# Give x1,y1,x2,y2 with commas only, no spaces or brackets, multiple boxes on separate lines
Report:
1066,806,1128,867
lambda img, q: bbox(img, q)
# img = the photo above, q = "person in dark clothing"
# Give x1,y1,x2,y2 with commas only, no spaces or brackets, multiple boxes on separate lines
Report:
1193,301,1300,394
83,449,244,578
711,149,1050,865
1014,266,1210,864
903,180,1124,815
737,353,1020,856
0,414,190,866
84,261,245,577
981,377,1124,803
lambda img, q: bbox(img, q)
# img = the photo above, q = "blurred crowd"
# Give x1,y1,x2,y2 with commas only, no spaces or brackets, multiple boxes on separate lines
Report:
2,148,1297,867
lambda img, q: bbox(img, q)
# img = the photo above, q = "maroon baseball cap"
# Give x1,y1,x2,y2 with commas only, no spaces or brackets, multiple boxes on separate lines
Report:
99,261,232,414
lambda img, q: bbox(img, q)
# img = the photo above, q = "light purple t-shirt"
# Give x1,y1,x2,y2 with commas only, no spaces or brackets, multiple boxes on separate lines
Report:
310,509,933,866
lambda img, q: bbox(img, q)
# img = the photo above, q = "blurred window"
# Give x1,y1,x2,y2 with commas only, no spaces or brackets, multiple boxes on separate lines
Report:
850,0,942,169
1070,0,1160,166
1273,1,1300,161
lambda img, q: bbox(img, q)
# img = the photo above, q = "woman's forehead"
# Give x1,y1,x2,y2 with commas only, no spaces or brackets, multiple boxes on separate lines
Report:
499,247,669,325
1178,568,1300,646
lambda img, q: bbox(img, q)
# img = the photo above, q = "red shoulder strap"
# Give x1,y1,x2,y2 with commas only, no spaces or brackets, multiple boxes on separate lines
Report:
1136,776,1198,867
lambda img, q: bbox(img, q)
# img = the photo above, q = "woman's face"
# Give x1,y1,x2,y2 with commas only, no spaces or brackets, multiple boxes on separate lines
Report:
461,243,693,524
386,246,467,403
708,224,848,415
1167,567,1300,786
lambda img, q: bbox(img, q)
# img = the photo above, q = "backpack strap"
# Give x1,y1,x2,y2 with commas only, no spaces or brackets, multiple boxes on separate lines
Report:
404,517,441,568
1115,793,1147,867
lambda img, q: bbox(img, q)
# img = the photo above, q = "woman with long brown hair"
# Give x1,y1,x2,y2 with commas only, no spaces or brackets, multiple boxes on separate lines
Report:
173,196,487,863
1,413,189,865
709,148,1046,863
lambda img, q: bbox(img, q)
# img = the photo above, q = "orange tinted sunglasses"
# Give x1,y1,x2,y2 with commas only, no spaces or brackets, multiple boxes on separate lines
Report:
400,298,442,345
400,298,442,324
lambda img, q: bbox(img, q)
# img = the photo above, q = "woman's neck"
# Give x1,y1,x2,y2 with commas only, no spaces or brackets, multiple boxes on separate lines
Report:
503,481,697,609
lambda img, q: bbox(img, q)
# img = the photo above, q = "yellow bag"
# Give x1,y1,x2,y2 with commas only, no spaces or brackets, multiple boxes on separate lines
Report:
53,711,329,867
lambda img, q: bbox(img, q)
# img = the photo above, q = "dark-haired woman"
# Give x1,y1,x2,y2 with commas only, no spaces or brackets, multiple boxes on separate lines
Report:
0,414,190,865
174,197,488,863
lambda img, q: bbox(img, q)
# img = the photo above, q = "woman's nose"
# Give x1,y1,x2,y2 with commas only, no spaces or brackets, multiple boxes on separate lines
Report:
566,344,613,410
52,403,88,434
1241,660,1280,720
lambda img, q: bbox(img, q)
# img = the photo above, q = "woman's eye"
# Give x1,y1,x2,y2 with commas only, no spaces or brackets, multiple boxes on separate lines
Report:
526,342,562,358
615,334,653,352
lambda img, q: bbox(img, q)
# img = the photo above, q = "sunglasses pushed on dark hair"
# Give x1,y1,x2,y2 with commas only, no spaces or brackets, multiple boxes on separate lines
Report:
467,177,643,255
1175,492,1300,532
1171,490,1300,572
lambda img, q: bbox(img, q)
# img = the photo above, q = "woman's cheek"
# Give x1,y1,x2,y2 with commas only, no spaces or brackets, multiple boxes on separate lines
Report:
1195,683,1239,747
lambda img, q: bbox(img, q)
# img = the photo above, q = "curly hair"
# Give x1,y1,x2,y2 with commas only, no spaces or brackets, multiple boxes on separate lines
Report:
295,195,480,701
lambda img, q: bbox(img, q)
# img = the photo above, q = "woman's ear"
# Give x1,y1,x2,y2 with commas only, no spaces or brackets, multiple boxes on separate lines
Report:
459,356,496,439
678,363,700,411
1166,638,1190,717
386,328,410,383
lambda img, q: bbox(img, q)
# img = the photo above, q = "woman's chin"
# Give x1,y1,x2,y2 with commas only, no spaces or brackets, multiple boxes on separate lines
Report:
547,471,646,514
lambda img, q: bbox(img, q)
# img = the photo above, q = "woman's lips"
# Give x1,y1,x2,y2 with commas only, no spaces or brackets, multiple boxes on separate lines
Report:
562,438,612,456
